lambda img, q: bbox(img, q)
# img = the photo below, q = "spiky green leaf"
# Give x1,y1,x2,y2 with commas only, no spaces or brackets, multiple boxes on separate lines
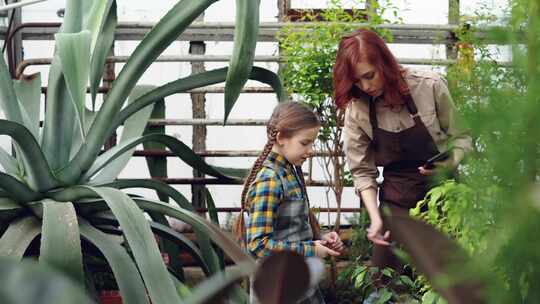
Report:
90,86,155,184
0,216,40,258
0,120,58,191
14,73,42,140
84,134,235,182
114,67,286,133
66,0,219,183
0,172,41,202
88,0,117,106
0,55,23,124
79,219,150,304
0,148,18,176
104,179,193,210
41,55,77,170
55,31,92,139
224,0,261,123
86,187,181,304
0,257,94,304
40,200,83,285
183,262,253,304
143,98,168,202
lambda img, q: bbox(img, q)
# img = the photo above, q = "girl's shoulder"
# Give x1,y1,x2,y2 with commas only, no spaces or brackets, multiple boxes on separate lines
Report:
255,165,280,182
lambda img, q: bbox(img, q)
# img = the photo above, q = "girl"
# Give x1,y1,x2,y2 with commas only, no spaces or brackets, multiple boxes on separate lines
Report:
236,102,344,303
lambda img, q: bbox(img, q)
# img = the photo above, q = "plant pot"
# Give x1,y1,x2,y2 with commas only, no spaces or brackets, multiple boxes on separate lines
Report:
99,290,122,304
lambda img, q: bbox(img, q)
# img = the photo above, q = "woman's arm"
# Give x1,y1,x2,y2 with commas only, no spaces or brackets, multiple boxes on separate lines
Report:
343,104,389,245
433,76,473,157
360,188,390,245
420,76,473,175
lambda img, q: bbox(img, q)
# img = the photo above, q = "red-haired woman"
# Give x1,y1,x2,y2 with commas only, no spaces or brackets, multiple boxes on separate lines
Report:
334,29,472,281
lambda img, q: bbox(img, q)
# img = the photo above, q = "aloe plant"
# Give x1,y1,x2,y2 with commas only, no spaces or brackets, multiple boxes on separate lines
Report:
0,0,289,303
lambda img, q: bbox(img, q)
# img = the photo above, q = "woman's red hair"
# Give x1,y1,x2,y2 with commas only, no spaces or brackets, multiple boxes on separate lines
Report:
333,29,409,108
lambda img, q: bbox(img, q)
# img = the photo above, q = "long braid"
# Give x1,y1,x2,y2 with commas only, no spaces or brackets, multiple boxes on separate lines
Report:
295,165,321,239
234,127,278,245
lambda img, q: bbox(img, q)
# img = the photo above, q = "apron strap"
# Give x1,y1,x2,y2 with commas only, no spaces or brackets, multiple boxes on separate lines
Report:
368,96,378,129
403,93,423,124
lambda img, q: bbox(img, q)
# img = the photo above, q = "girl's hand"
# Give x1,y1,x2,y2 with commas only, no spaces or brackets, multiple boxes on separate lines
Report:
313,240,340,258
367,218,390,246
321,231,345,253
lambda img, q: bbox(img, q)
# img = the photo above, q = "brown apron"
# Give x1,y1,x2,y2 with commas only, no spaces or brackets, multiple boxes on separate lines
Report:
368,93,439,270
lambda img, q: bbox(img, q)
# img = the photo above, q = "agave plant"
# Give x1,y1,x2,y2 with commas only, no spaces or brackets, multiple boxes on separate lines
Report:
0,0,289,303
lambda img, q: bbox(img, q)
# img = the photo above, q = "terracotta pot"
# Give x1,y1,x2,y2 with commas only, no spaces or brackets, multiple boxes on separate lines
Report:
99,290,122,304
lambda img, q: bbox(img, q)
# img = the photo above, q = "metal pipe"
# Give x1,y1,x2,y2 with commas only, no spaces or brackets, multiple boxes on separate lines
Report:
0,21,516,44
0,0,47,11
194,207,362,213
39,86,274,94
123,177,337,187
147,118,268,126
131,149,341,157
16,55,279,78
18,55,512,78
5,22,60,77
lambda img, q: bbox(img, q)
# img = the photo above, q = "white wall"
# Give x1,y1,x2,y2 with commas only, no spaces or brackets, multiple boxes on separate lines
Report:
5,0,510,226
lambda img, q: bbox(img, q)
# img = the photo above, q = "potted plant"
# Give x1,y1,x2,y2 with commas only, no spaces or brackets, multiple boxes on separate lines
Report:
0,0,291,303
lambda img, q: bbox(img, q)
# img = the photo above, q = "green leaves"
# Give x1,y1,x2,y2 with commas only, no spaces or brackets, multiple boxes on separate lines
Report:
0,55,23,124
87,187,181,304
87,0,117,106
41,54,77,170
13,73,42,141
114,67,286,134
224,0,260,123
182,262,253,304
89,86,156,184
0,120,58,192
55,31,92,139
0,258,94,304
73,0,219,179
0,216,40,258
40,201,83,285
79,219,150,304
84,134,236,182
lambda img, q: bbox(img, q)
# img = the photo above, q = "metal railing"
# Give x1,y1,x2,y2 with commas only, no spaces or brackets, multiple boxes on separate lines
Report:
1,20,512,216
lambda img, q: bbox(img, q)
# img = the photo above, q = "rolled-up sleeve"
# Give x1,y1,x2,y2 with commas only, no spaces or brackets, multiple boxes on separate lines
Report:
343,104,379,193
433,77,473,153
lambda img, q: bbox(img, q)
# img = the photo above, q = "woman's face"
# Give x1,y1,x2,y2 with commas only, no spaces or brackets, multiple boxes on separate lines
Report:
353,61,384,97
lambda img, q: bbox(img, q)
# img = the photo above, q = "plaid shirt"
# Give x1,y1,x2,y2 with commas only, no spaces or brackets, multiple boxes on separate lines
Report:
245,151,315,258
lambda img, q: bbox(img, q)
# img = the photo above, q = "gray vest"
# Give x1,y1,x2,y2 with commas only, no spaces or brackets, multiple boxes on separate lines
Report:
262,160,314,245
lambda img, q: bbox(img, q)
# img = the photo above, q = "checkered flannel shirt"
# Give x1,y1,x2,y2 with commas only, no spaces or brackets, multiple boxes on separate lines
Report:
245,151,315,258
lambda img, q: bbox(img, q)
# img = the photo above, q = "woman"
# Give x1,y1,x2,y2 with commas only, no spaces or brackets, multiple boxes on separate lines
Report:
334,29,472,273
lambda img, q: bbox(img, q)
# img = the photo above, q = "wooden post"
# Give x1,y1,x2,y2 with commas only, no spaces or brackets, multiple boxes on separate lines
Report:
447,0,460,59
190,15,207,209
277,0,289,20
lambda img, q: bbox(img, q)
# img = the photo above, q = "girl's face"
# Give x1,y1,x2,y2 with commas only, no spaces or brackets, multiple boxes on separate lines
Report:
353,60,384,97
275,126,320,166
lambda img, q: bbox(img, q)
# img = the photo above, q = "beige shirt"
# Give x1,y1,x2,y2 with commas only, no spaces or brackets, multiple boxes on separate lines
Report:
343,68,473,193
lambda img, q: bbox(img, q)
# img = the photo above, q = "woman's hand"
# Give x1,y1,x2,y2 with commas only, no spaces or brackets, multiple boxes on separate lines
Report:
419,149,465,176
313,240,340,258
367,217,391,246
321,231,345,253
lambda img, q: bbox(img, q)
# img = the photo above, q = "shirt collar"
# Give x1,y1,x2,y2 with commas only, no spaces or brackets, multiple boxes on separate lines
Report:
265,151,293,170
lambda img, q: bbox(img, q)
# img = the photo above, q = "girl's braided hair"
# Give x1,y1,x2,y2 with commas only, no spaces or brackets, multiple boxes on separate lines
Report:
234,102,321,245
